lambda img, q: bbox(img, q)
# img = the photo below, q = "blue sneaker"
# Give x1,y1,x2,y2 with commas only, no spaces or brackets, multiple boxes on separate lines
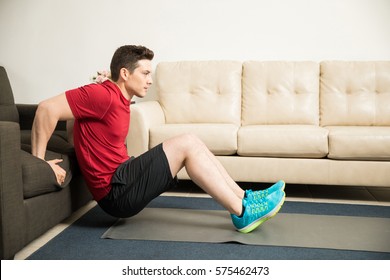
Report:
231,190,285,233
245,180,285,202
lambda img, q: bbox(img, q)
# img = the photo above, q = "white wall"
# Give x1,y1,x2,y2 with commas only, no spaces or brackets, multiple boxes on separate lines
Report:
0,0,389,104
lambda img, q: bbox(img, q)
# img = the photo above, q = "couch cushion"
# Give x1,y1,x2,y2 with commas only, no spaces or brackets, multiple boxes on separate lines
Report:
238,125,328,158
21,150,72,199
156,61,242,125
320,61,390,126
327,126,390,160
150,124,239,155
242,61,320,126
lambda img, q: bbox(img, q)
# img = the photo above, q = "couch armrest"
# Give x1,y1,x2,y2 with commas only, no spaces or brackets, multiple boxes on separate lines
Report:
127,101,166,157
0,121,25,259
16,104,66,131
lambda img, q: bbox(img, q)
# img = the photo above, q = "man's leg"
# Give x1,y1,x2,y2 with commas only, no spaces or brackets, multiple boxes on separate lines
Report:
162,134,244,216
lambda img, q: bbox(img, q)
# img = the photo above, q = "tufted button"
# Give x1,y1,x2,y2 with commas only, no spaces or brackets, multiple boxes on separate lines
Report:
157,61,242,124
242,61,320,125
320,61,390,126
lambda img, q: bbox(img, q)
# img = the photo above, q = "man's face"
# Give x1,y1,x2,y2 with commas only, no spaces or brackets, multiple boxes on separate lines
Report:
125,59,153,98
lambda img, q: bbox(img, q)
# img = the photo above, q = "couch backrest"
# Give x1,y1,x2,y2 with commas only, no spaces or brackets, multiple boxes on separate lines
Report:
0,66,19,123
320,61,390,126
242,61,320,125
156,61,242,125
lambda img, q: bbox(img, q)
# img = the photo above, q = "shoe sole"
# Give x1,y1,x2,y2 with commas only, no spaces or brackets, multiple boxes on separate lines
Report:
238,193,286,234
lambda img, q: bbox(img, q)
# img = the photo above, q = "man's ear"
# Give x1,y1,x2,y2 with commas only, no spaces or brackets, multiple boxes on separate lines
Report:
119,68,129,81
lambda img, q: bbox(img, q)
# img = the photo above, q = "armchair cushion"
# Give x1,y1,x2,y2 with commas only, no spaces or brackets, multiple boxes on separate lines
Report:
20,130,74,155
21,149,72,198
17,104,67,131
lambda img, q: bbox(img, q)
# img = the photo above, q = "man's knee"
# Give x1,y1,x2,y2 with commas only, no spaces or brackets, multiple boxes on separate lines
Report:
164,133,206,154
180,133,205,148
167,133,205,155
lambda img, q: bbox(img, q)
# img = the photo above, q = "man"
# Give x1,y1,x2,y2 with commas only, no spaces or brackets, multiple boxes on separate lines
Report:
31,45,285,233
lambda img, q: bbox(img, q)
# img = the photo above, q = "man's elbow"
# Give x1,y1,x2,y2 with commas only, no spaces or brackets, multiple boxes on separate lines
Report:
36,100,58,121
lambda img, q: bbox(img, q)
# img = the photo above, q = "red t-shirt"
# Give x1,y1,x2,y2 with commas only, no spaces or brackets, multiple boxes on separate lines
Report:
65,80,130,201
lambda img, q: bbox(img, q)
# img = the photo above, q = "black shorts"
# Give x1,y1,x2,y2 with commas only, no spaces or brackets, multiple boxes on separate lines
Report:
98,143,178,218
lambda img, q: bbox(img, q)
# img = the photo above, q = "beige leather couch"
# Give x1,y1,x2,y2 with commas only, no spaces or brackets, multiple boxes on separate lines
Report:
127,61,390,188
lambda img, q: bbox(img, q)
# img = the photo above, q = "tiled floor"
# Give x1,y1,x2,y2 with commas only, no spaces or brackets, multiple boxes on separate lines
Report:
14,181,390,260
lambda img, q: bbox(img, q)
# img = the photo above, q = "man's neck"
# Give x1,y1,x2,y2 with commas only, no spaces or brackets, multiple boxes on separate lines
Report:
113,81,132,101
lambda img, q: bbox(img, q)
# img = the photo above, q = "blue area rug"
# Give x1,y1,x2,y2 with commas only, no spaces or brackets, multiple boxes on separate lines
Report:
28,196,390,260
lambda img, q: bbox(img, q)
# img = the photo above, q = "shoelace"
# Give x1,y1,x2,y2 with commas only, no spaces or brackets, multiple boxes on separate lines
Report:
246,189,269,200
247,200,269,214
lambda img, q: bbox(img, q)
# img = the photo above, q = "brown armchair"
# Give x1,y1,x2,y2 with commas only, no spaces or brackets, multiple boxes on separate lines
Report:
0,66,91,259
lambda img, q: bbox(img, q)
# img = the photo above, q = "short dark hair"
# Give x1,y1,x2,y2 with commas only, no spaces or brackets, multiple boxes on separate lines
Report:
110,45,154,81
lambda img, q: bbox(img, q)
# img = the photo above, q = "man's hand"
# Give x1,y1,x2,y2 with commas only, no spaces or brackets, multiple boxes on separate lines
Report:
47,159,67,185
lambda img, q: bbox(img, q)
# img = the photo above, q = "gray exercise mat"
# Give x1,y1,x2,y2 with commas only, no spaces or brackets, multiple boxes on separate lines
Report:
101,208,390,253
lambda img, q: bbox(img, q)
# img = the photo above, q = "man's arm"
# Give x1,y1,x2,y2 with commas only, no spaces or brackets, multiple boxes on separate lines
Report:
32,93,74,184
